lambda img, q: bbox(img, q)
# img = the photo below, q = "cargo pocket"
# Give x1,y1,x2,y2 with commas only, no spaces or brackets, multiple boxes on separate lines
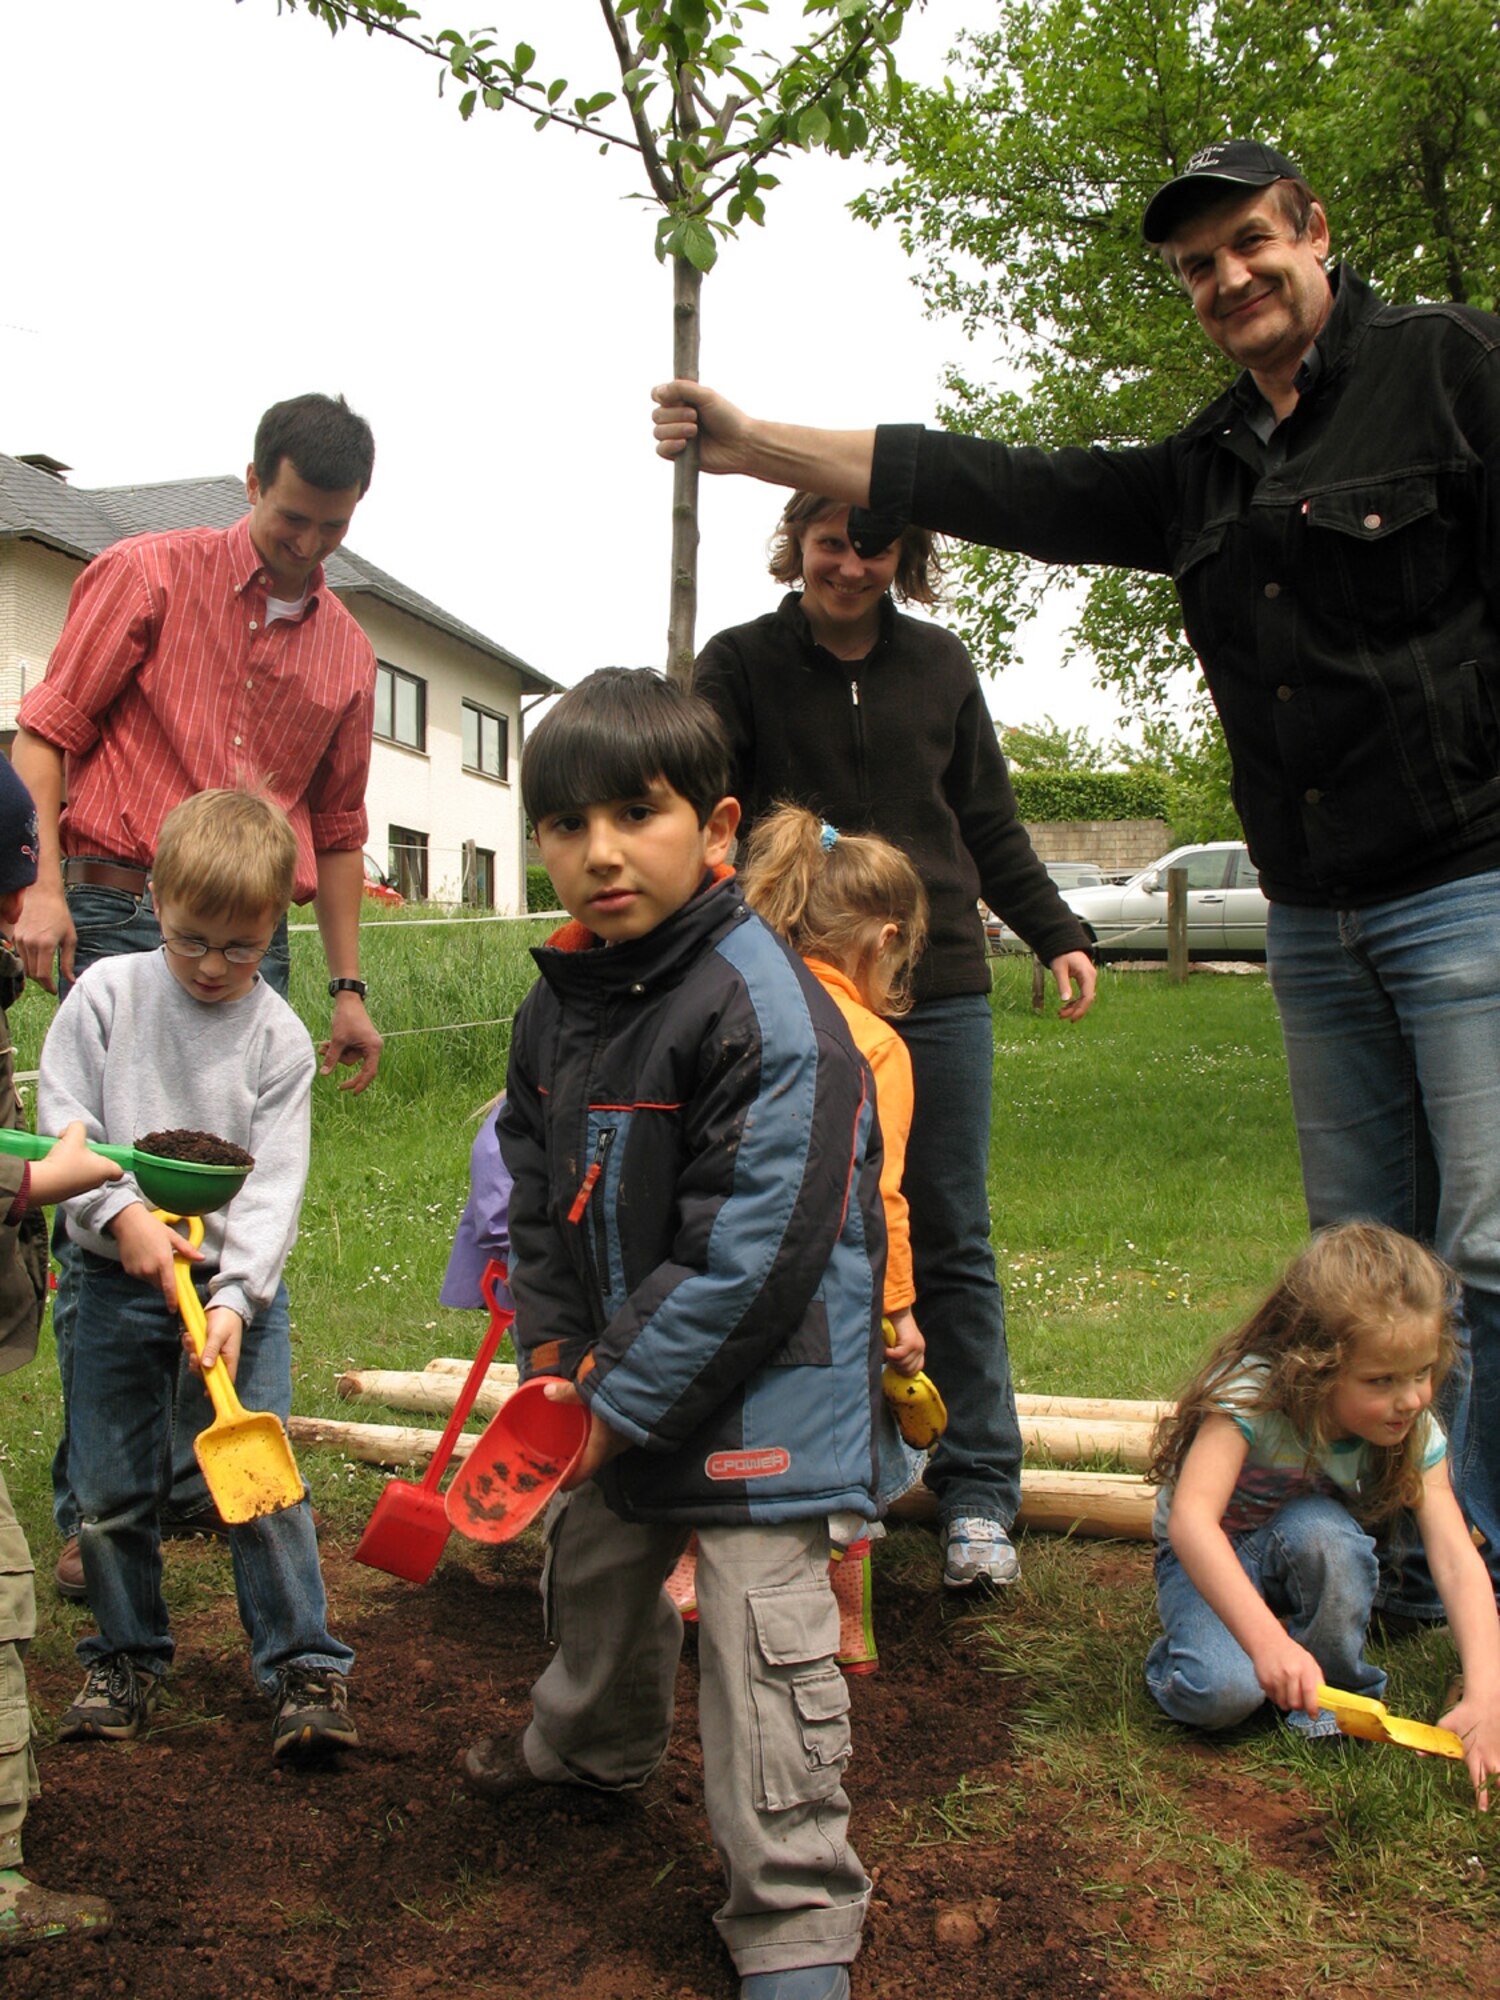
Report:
0,1512,35,1646
747,1585,850,1812
0,1639,37,1831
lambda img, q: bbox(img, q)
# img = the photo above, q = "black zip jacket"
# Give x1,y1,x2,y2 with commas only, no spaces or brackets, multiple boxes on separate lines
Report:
869,267,1500,909
694,594,1089,1003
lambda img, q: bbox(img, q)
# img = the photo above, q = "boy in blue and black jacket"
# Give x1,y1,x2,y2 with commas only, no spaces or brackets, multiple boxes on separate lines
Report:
459,669,885,2000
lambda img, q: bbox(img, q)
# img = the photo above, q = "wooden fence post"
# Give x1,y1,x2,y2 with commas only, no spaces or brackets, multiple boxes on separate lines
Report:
1166,865,1188,984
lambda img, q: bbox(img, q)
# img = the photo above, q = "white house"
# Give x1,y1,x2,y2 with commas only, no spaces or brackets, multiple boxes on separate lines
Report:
0,451,558,909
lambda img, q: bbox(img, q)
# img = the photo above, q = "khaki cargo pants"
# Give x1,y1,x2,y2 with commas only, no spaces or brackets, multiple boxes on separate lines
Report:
522,1480,870,1977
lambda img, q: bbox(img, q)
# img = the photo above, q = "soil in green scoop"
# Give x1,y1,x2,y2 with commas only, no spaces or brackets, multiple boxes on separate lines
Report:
134,1128,255,1169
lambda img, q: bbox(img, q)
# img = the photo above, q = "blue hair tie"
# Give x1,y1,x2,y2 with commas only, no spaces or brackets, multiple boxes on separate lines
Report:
819,822,840,851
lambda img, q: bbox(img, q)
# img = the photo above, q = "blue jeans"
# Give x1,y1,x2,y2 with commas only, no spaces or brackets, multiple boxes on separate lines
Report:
50,877,290,1536
1268,878,1500,1614
1145,1496,1384,1736
893,993,1022,1527
68,1252,350,1693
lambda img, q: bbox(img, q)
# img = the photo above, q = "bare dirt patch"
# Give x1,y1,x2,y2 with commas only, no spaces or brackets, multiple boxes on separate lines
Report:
7,1532,1484,1999
11,1536,1132,2000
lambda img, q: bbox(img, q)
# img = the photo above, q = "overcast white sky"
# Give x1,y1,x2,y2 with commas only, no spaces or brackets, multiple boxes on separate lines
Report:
0,0,1123,737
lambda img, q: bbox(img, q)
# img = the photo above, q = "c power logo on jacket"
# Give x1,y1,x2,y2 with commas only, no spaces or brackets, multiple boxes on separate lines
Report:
705,1448,791,1481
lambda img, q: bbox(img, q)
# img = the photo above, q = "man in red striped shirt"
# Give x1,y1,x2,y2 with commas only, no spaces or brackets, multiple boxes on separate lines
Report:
12,391,381,1089
11,392,383,1589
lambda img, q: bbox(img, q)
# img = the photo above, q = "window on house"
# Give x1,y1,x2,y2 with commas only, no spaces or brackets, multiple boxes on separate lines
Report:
389,826,429,902
462,700,508,781
374,662,427,752
464,844,495,909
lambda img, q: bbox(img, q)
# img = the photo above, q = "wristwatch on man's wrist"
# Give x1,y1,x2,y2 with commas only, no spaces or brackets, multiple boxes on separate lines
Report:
328,977,368,999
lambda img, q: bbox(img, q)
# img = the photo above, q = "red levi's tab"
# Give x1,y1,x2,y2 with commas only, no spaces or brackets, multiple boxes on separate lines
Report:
706,1447,791,1481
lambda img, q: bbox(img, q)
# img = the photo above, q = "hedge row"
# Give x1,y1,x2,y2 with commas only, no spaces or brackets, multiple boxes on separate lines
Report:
1011,770,1174,823
526,864,559,911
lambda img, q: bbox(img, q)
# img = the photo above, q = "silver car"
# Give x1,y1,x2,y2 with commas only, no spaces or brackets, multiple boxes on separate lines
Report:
984,861,1105,953
1060,841,1267,961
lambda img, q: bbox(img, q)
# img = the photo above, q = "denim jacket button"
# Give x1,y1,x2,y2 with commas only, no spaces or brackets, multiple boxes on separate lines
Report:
1305,788,1323,805
1277,685,1294,701
1264,581,1282,599
1363,512,1382,530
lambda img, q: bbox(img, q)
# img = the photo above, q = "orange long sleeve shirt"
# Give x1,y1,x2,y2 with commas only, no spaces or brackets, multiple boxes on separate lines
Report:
805,957,915,1314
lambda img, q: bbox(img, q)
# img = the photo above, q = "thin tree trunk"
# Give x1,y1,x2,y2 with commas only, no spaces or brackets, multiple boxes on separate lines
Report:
667,251,701,685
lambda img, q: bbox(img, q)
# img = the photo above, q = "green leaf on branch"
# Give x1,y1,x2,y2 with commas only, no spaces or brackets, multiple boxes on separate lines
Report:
680,215,718,271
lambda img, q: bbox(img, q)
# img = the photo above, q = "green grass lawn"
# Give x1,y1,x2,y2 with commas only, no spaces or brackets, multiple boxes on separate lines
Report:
986,955,1308,1400
2,925,1493,1992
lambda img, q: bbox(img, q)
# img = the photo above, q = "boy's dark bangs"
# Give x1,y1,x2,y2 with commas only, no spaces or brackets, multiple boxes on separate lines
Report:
523,707,667,825
522,670,729,825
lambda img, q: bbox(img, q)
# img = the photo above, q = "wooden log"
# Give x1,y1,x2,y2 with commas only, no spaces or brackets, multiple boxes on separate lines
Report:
423,1370,1168,1428
293,1415,1156,1538
346,1373,1154,1467
335,1367,516,1420
1015,1393,1171,1425
1019,1414,1154,1470
1016,1469,1153,1538
888,1468,1153,1540
423,1370,1163,1426
288,1414,481,1469
338,1372,1159,1467
424,1357,519,1382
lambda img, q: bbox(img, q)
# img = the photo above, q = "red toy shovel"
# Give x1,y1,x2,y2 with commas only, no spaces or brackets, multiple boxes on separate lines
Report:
354,1261,514,1583
444,1378,589,1544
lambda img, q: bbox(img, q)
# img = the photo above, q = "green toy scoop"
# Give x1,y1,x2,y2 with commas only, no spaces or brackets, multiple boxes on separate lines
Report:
0,1128,251,1216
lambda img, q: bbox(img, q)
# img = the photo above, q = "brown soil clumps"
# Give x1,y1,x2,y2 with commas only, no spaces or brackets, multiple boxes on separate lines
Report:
135,1129,255,1168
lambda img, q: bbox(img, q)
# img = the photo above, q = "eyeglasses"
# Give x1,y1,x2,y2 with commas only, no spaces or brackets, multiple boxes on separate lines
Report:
162,936,270,967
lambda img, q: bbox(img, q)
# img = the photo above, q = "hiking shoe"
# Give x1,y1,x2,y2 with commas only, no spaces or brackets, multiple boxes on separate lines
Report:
54,1537,87,1603
664,1536,699,1623
59,1654,158,1742
942,1517,1020,1592
271,1670,358,1761
0,1869,113,1950
830,1537,878,1675
457,1730,544,1802
741,1966,851,2000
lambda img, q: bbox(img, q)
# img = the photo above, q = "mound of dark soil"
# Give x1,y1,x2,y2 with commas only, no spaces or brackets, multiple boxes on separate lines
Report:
11,1538,1137,2000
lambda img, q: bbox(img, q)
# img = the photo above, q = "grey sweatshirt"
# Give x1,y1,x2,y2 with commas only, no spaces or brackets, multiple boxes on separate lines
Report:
38,950,315,1326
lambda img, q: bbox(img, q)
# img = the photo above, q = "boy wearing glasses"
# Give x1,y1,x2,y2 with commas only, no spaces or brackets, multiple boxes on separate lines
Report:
36,789,356,1760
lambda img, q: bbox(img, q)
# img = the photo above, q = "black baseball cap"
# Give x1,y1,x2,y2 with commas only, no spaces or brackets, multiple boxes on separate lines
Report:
1142,140,1304,244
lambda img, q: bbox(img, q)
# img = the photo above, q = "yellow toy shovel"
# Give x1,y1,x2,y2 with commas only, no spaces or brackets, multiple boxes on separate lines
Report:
1316,1683,1465,1760
881,1318,948,1450
163,1213,304,1524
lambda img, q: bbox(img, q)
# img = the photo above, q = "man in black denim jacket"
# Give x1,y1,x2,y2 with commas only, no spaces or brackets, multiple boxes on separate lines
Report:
652,140,1500,1621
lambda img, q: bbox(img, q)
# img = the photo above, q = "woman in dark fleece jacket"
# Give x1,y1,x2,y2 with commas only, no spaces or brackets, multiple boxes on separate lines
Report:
693,494,1095,1593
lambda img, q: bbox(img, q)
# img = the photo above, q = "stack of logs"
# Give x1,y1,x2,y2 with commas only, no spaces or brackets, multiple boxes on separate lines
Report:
291,1359,1164,1539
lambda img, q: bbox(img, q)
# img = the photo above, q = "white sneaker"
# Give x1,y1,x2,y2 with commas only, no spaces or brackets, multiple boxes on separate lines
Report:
942,1517,1020,1591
